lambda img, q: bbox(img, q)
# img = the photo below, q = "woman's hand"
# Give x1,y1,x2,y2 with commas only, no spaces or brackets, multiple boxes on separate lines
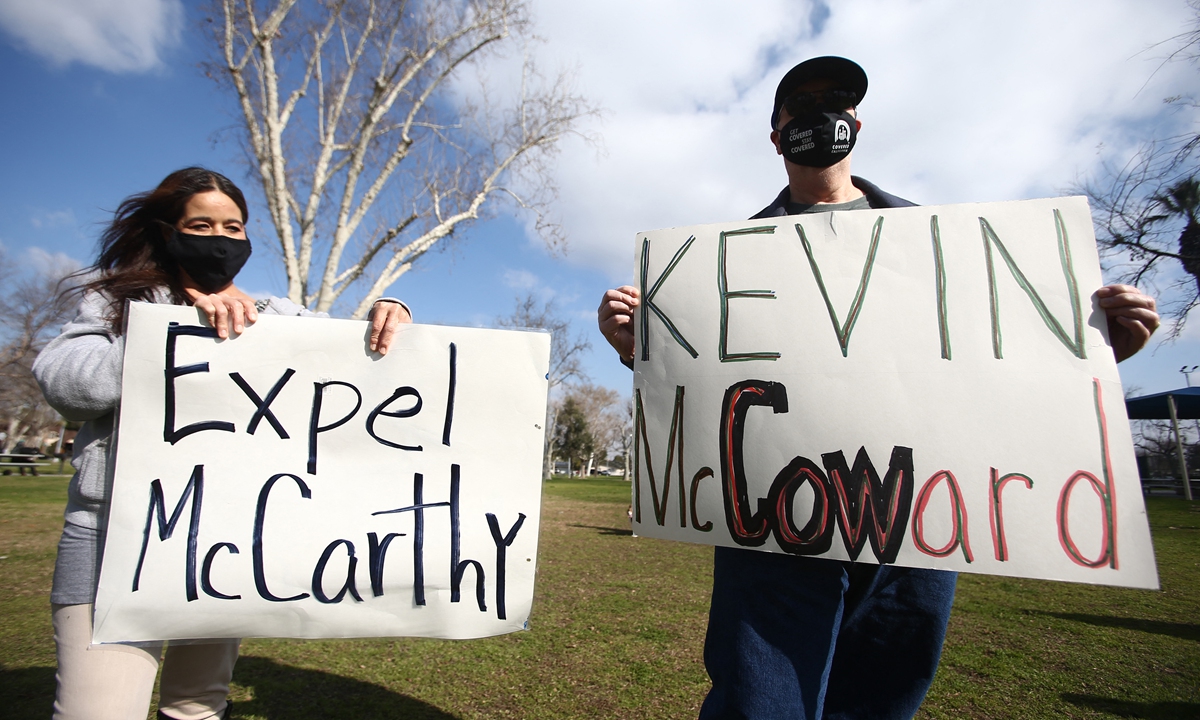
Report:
369,300,413,355
1096,284,1160,362
184,285,258,339
598,285,640,362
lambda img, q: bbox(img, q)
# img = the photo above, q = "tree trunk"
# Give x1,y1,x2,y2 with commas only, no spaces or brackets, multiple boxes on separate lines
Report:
543,405,558,480
4,416,29,453
1,417,15,453
215,0,594,317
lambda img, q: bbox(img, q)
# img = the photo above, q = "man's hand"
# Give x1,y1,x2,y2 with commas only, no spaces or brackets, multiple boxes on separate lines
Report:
598,286,639,362
368,300,413,355
184,285,258,339
1096,284,1160,362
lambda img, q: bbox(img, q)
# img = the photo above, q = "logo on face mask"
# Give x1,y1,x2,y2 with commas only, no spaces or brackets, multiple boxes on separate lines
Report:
835,120,851,142
780,111,857,168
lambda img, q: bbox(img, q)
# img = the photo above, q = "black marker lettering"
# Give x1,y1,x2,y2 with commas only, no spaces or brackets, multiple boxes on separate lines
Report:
367,531,406,597
766,456,834,556
450,465,486,612
821,446,914,564
253,473,312,602
307,381,362,475
164,323,235,444
442,343,457,446
366,386,423,451
201,542,241,600
632,386,686,527
230,368,296,438
718,380,788,546
412,474,425,606
486,512,526,620
312,539,364,604
372,473,452,607
690,467,715,532
132,464,204,601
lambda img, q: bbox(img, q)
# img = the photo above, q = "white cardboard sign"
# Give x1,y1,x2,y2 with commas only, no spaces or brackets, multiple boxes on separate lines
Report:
93,304,550,642
631,196,1158,589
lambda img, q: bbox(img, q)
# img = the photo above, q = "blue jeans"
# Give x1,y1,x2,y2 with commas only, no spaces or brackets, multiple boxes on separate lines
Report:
699,547,957,720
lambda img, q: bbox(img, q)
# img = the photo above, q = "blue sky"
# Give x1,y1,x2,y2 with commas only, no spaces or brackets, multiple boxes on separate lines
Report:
0,0,1197,398
0,2,629,390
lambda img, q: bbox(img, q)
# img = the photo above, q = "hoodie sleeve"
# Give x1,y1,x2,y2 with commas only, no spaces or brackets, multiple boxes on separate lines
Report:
32,293,126,422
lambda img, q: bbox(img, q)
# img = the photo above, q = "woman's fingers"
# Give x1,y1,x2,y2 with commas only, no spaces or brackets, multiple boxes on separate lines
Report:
229,298,246,336
194,293,258,339
369,301,413,355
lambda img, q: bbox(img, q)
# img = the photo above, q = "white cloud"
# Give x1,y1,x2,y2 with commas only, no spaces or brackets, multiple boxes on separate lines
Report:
500,0,1197,283
500,268,561,306
813,0,1195,204
503,268,541,290
25,246,82,276
30,208,77,230
0,0,183,72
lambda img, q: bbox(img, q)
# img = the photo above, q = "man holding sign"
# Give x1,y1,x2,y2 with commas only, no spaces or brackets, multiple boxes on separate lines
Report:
598,56,1160,719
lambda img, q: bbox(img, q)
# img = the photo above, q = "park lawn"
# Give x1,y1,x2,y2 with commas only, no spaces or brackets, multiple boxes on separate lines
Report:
0,474,1196,719
0,471,65,706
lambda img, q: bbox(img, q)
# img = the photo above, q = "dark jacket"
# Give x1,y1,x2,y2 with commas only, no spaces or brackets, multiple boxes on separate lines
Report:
752,175,915,218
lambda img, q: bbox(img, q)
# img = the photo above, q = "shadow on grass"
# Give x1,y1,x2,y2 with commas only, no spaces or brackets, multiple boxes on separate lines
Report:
0,660,462,720
0,665,54,719
234,656,460,719
1062,693,1200,719
567,523,633,536
1032,611,1200,642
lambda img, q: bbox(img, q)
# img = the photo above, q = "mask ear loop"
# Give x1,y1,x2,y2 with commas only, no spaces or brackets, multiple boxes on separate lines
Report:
152,218,179,244
144,219,189,300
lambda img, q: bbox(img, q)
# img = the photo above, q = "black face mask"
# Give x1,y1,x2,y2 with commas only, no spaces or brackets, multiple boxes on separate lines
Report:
164,230,252,293
779,110,857,168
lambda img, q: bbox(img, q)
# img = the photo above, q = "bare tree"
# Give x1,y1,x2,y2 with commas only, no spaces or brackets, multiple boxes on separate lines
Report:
1132,418,1193,478
1084,150,1200,330
0,251,77,453
496,293,590,478
615,395,633,481
207,0,595,315
561,381,624,475
1080,2,1200,331
497,293,590,389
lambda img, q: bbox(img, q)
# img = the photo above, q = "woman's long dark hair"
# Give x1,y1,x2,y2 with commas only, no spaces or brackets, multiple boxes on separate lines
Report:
80,167,249,331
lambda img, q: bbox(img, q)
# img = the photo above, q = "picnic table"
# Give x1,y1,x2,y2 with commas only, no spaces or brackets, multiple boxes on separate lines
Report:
0,453,53,477
1141,475,1200,498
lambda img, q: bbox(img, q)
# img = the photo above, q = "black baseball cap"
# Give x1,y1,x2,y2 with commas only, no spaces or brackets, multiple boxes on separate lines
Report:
771,56,868,128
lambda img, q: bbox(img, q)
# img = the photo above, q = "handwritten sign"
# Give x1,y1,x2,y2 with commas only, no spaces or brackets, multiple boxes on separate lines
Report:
631,196,1158,589
92,305,550,642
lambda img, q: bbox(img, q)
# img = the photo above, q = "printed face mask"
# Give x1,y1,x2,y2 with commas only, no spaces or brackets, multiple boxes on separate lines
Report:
779,110,857,168
165,230,252,293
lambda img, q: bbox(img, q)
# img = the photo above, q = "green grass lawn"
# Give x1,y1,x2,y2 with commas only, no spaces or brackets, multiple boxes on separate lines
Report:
1,474,1197,719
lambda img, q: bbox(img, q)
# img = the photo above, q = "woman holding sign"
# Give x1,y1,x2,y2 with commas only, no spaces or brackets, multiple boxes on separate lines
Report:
34,167,412,720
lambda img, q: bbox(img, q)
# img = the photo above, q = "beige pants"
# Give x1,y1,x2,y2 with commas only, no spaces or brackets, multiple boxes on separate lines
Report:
52,604,239,720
